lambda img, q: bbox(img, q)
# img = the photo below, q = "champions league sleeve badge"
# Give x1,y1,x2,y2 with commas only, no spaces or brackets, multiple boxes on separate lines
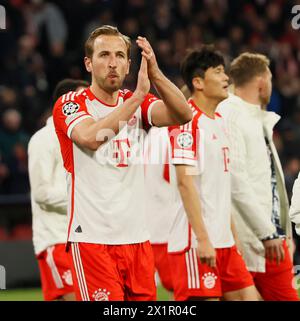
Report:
177,132,193,149
62,101,80,116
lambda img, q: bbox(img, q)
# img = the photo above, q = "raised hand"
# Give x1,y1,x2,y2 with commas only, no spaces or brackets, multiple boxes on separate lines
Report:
134,56,150,99
136,36,159,80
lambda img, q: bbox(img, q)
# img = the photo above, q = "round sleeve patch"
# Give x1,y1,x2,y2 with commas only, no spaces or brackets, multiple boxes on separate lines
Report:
62,102,80,116
177,132,193,148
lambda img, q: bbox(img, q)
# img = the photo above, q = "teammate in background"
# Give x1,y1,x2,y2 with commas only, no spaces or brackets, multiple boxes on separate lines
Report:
28,78,89,301
168,46,258,301
144,126,178,297
53,25,192,301
218,53,298,301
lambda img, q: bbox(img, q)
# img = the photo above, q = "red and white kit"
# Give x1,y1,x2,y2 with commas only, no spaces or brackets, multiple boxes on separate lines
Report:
144,127,178,291
28,117,74,300
53,87,161,300
168,99,253,300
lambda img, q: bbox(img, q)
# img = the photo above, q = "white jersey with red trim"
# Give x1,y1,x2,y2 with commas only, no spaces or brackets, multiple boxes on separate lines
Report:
28,117,68,255
53,87,162,244
144,127,178,244
168,99,234,253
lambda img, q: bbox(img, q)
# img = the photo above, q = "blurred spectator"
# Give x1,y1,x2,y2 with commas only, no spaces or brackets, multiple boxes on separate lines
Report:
0,109,29,194
24,0,68,57
0,0,299,197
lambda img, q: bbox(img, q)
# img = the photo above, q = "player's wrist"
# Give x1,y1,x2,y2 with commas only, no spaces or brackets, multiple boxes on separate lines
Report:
149,68,163,82
132,90,147,103
196,235,210,243
261,232,280,242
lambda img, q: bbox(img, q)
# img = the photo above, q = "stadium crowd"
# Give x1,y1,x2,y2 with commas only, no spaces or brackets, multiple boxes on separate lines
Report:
0,0,300,300
0,0,299,197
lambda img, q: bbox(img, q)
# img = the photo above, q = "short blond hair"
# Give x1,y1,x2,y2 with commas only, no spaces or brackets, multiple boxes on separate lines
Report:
85,25,131,59
230,52,270,87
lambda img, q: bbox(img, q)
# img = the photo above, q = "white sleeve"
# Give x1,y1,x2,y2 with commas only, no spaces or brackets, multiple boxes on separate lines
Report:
227,112,276,239
289,172,300,235
28,135,67,215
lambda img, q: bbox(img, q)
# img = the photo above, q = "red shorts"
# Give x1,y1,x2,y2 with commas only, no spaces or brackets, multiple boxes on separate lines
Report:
70,241,156,301
37,244,74,301
169,245,254,300
251,240,299,301
151,243,173,291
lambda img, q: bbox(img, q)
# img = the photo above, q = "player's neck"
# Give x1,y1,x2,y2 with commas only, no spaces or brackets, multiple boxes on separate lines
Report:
90,83,119,105
234,86,261,108
192,93,219,118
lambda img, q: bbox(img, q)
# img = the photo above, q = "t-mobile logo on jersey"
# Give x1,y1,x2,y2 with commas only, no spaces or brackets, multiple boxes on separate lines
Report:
113,139,131,167
0,6,6,30
0,265,6,289
222,147,230,172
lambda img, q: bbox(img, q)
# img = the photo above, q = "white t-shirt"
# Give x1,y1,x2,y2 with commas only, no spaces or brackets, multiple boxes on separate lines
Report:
144,127,178,244
28,117,68,255
53,87,162,244
168,98,234,253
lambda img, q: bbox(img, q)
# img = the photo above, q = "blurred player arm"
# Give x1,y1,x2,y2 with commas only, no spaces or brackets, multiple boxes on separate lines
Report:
228,115,284,263
231,215,243,255
289,172,300,235
28,140,67,215
175,164,216,268
136,37,192,127
227,115,276,240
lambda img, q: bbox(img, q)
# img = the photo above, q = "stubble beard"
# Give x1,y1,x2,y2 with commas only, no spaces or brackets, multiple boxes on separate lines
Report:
95,75,123,94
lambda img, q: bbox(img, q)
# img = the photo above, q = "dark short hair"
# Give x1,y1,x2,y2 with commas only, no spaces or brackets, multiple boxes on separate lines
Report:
53,79,89,102
180,45,225,92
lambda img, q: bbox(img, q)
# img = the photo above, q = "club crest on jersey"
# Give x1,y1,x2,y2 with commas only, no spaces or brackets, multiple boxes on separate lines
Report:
177,132,193,149
62,101,79,116
92,288,111,301
202,272,217,289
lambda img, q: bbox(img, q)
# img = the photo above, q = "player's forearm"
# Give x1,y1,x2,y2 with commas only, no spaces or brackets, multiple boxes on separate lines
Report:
150,69,192,124
75,92,146,150
231,215,238,242
231,173,276,240
35,186,67,215
178,177,210,242
228,121,276,239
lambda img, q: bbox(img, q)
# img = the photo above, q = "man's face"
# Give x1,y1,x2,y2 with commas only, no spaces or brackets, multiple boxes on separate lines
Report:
201,65,229,102
85,35,130,93
260,68,272,107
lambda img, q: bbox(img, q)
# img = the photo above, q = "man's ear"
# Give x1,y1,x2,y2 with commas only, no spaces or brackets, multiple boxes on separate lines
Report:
192,77,204,91
84,56,92,73
257,76,265,93
126,59,131,75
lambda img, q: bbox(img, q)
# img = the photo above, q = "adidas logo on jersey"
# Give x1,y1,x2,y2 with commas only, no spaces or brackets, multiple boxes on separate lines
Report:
75,225,82,233
202,272,217,289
